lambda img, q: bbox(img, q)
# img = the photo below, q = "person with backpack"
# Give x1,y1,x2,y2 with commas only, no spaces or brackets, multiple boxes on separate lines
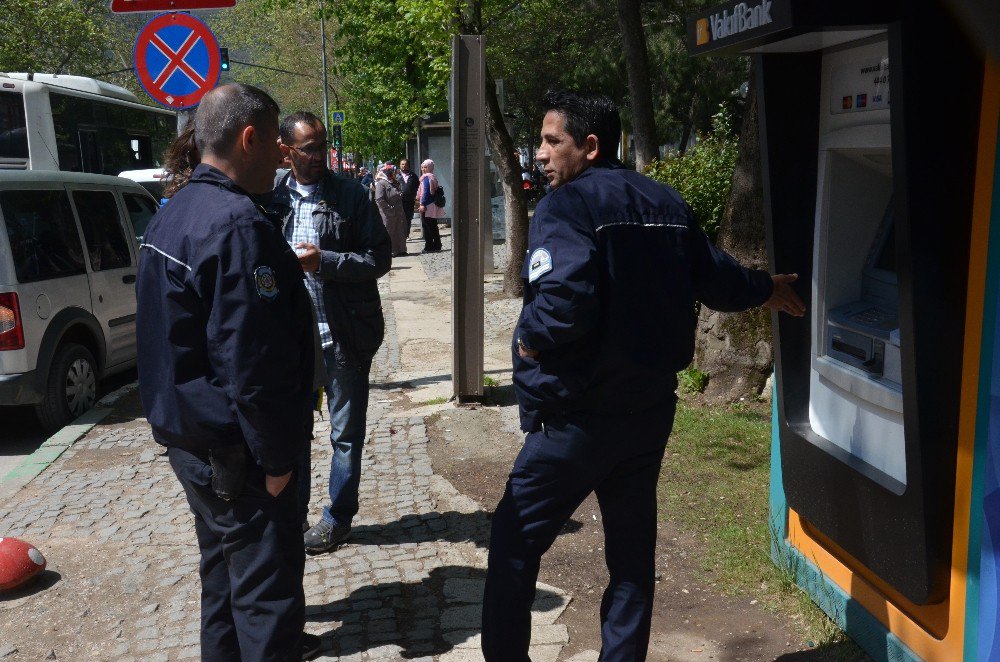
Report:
417,159,444,253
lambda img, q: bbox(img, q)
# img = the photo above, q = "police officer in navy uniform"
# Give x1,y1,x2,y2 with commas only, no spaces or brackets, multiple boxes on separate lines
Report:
481,90,805,661
136,84,321,661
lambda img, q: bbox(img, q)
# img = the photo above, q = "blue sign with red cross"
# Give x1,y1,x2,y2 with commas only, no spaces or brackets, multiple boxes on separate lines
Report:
134,12,221,109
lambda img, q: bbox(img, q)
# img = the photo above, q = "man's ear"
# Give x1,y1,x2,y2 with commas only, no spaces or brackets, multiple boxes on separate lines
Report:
240,124,256,153
585,134,600,162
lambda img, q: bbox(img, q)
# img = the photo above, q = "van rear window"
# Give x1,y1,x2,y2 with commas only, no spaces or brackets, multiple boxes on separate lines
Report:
1,190,86,282
0,91,28,161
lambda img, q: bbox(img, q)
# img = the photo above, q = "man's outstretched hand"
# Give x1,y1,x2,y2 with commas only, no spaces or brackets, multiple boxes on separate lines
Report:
764,273,806,317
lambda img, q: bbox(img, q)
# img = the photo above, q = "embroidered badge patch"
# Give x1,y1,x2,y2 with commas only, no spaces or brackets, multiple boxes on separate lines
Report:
528,248,552,283
254,266,279,300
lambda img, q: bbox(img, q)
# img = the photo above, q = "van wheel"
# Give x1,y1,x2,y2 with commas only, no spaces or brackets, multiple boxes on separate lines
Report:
35,343,98,433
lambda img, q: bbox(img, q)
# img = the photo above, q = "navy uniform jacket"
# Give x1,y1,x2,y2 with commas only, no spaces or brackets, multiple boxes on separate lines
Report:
136,164,315,476
513,164,773,432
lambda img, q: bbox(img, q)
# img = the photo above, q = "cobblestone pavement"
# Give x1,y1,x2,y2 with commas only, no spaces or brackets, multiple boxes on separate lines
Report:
0,230,573,661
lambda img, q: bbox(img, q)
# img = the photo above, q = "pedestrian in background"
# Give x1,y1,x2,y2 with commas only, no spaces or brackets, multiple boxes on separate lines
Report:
481,90,805,661
136,84,321,661
398,158,419,233
417,159,443,253
268,111,392,555
374,163,409,256
359,167,374,198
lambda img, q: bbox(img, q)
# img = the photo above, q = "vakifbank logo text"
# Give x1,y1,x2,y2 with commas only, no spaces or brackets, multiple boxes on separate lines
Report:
705,1,773,42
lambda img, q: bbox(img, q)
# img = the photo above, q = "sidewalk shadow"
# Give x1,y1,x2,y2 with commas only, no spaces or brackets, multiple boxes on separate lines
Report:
307,565,564,659
348,510,583,550
374,374,451,391
351,510,490,549
773,642,870,661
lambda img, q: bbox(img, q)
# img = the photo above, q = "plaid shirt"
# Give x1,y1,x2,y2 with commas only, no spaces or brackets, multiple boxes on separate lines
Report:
282,177,332,349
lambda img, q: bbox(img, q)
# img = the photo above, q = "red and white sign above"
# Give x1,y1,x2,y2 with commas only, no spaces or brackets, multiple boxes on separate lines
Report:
134,12,221,109
111,0,235,13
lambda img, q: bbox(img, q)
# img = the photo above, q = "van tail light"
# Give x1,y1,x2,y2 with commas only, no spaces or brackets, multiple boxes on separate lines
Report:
0,292,25,351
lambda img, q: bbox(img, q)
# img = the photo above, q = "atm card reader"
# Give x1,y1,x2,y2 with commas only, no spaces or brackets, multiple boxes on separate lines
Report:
827,302,898,377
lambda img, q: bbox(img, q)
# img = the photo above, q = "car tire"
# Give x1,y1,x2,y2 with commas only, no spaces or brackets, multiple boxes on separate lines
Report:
34,343,98,433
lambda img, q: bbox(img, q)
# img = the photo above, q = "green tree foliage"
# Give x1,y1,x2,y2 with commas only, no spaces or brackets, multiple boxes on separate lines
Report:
642,1,750,149
212,1,336,122
0,0,117,76
645,106,737,241
486,0,624,155
310,0,455,159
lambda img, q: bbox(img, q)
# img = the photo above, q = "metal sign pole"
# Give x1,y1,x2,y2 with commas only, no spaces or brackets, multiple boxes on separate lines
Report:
451,35,486,402
319,0,332,170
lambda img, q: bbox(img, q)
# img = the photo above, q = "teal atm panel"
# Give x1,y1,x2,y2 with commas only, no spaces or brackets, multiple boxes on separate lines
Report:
757,2,983,605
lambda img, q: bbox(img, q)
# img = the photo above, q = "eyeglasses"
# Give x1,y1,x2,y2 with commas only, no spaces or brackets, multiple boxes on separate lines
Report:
288,141,330,157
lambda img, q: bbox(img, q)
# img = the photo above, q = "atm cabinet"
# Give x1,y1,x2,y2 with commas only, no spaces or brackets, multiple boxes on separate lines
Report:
688,0,1000,659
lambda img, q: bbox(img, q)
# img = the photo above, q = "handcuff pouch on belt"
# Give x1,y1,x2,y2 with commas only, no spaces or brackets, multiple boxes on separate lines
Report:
209,445,247,501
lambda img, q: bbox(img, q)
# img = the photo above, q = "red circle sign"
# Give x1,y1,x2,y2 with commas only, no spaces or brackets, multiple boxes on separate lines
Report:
133,12,221,109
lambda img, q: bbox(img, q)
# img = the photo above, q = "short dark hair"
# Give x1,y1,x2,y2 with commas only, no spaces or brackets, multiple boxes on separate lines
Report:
540,90,621,163
279,111,324,144
193,83,280,156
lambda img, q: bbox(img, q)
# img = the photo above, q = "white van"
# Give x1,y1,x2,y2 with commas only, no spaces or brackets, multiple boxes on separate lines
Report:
0,170,158,431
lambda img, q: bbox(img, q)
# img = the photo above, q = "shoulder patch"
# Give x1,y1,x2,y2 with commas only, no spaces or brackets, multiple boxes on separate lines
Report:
254,266,279,301
528,248,553,283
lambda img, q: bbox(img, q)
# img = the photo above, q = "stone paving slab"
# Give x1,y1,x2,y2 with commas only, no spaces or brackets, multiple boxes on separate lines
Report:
0,244,573,661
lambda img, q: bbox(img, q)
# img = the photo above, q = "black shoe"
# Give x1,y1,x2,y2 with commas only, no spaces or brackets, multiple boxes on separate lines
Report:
301,632,322,660
304,519,351,554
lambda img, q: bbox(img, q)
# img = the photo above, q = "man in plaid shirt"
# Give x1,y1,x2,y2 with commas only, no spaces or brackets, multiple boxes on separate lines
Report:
269,111,392,553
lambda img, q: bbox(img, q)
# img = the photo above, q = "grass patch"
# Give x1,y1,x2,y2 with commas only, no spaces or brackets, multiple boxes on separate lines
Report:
659,400,866,656
422,396,448,405
483,375,500,388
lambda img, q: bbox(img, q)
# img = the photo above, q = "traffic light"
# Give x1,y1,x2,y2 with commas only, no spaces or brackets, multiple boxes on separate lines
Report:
332,124,342,148
220,47,230,71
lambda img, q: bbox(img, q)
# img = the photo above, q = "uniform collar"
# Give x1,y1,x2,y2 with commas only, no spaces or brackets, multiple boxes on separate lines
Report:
189,163,257,198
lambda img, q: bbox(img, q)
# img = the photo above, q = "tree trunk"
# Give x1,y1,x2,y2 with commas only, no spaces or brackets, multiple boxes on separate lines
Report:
616,0,658,170
483,64,530,297
694,77,774,402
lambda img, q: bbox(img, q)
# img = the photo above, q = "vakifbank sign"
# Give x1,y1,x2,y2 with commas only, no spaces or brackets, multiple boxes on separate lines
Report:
702,1,773,43
688,0,791,54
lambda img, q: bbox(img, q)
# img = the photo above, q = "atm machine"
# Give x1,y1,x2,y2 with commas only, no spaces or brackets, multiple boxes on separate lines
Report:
688,1,1000,659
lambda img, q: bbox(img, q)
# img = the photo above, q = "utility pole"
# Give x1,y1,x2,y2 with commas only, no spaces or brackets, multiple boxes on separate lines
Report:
319,0,332,170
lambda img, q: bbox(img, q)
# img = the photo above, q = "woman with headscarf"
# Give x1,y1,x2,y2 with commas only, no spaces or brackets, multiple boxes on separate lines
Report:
417,159,444,253
374,163,409,256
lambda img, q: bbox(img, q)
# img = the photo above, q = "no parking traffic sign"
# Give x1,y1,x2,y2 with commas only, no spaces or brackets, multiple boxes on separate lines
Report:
134,12,221,109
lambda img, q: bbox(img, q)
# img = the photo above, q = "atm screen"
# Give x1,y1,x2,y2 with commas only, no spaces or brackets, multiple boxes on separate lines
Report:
862,199,898,307
874,216,896,273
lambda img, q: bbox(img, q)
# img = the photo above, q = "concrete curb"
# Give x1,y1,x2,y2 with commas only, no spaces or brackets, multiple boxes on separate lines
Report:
0,381,137,499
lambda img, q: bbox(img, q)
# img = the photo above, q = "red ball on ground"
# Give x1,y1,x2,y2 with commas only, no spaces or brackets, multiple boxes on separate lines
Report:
0,537,47,592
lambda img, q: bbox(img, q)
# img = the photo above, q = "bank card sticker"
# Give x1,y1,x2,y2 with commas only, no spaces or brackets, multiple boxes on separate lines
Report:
528,248,553,283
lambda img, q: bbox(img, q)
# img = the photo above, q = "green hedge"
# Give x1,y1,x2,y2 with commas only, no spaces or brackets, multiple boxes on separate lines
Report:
645,112,737,242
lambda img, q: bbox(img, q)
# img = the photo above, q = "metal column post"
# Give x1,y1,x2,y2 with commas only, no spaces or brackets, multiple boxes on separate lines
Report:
451,35,486,402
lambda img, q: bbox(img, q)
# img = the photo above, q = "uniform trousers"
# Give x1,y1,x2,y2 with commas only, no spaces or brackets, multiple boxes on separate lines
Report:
482,405,675,661
169,446,306,662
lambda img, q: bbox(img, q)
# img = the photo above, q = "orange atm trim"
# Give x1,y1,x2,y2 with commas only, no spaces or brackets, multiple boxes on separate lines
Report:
786,58,1000,661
